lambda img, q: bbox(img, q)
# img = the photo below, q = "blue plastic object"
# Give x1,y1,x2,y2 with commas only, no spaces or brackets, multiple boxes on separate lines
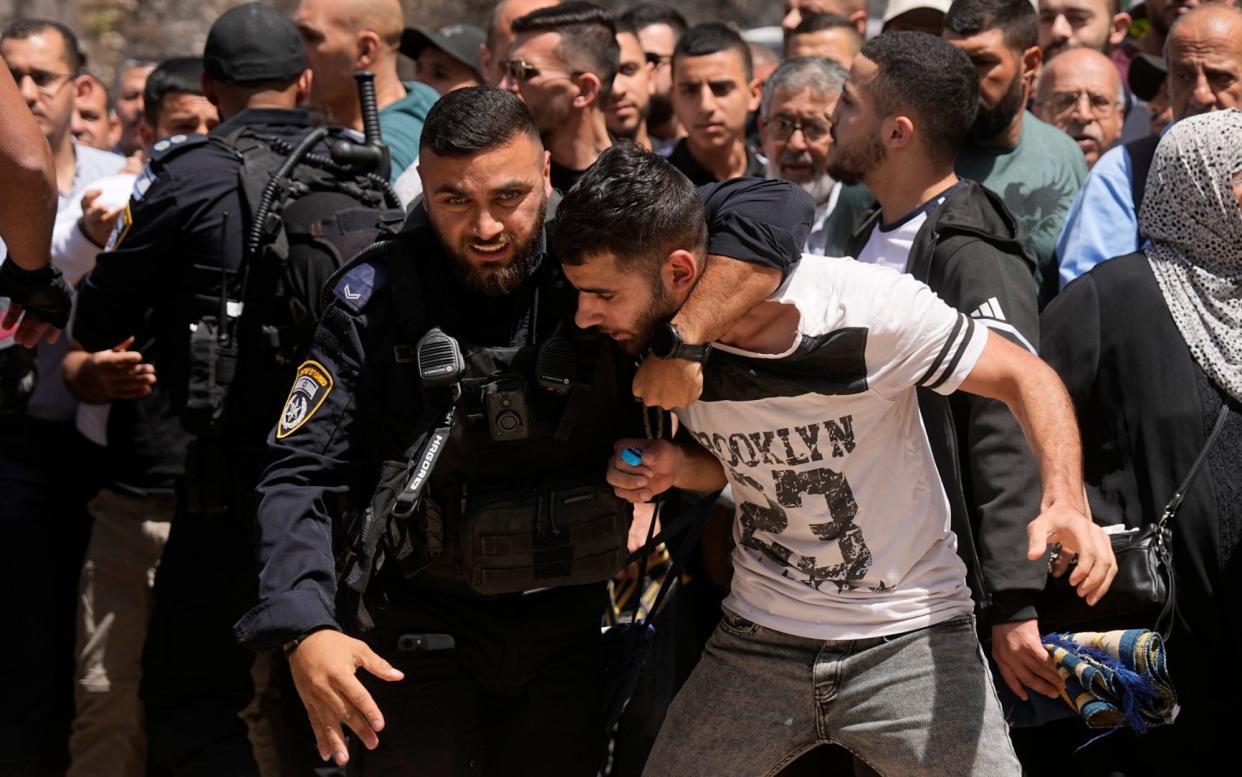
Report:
620,447,643,467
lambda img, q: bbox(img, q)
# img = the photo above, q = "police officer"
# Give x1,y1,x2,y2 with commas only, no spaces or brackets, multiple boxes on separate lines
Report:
72,4,398,773
233,84,813,775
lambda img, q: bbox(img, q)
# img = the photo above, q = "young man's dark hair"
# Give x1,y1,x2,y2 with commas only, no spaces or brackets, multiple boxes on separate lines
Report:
944,0,1039,52
614,16,637,37
794,12,860,38
553,143,706,274
862,31,979,164
511,1,620,95
620,3,688,37
142,57,204,127
420,85,542,157
0,18,87,72
674,22,753,80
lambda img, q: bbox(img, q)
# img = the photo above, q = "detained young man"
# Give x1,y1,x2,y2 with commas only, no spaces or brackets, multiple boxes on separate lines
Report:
552,144,1117,777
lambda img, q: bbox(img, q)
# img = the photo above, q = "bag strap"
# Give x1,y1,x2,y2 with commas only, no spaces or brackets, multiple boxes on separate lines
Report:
1151,401,1230,640
1157,402,1231,535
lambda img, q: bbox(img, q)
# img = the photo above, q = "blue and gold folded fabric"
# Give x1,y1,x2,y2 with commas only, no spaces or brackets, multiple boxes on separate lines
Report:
1043,629,1178,733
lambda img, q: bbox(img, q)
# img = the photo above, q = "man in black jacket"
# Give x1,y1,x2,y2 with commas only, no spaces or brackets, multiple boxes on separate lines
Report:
831,32,1059,702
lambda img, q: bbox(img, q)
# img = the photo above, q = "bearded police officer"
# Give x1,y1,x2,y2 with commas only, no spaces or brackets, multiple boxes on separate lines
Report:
72,4,401,773
233,85,812,774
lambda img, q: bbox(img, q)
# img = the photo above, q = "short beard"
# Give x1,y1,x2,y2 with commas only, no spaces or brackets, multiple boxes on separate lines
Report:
825,130,887,186
765,155,837,205
626,279,677,354
968,71,1025,143
445,199,548,297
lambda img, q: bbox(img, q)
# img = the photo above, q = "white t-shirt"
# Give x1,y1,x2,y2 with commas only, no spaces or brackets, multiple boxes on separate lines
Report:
676,255,988,640
854,183,964,273
854,210,924,273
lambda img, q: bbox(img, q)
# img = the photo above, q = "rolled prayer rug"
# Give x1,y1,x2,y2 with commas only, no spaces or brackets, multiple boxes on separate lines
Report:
1042,629,1178,733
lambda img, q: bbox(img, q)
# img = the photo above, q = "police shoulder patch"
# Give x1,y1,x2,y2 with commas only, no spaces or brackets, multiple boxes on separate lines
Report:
276,360,334,439
105,203,133,251
332,257,389,314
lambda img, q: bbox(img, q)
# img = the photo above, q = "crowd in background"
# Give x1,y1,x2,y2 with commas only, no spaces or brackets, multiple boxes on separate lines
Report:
0,0,1239,775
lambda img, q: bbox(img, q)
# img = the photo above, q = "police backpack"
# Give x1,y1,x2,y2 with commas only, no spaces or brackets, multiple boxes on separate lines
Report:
182,123,404,440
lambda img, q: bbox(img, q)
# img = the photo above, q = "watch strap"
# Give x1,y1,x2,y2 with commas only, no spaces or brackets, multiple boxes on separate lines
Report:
671,340,711,362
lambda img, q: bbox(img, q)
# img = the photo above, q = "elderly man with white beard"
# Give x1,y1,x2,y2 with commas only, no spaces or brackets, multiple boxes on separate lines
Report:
757,56,873,256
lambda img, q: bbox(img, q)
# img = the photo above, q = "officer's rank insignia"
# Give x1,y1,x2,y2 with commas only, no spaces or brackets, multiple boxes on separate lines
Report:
277,360,334,439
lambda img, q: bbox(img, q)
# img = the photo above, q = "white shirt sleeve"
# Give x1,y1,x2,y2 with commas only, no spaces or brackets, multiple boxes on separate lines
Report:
50,198,101,286
861,270,988,400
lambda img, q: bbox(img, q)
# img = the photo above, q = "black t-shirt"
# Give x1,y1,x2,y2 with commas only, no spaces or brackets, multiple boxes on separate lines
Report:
550,159,589,194
666,138,765,186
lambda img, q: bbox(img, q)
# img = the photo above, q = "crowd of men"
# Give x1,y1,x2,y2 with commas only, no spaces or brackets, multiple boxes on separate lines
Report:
0,0,1238,775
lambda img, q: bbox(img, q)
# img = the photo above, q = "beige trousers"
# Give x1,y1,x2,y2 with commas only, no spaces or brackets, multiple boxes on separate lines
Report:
66,488,173,777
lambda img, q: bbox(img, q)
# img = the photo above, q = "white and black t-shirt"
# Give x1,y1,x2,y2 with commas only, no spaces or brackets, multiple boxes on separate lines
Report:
676,255,988,640
854,182,965,273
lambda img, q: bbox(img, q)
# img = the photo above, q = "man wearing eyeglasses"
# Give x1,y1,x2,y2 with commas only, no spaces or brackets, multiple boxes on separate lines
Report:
1056,4,1242,288
0,17,123,776
500,2,617,192
1033,48,1124,168
758,56,873,257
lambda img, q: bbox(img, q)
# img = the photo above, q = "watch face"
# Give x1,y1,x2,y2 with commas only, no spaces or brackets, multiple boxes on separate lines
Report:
650,323,676,358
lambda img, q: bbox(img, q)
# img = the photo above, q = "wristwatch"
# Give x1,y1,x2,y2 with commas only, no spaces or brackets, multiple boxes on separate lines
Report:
649,322,711,363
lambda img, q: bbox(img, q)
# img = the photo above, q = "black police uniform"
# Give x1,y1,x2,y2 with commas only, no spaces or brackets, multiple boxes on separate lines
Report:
73,108,346,776
234,178,814,776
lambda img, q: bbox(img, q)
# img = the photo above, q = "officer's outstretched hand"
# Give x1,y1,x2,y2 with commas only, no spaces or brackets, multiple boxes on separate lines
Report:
287,629,404,767
608,439,677,504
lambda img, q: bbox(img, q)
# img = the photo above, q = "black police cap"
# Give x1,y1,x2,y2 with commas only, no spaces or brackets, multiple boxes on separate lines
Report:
204,2,308,84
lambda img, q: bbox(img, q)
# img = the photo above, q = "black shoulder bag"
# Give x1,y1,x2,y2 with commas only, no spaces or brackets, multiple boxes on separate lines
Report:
1038,403,1231,639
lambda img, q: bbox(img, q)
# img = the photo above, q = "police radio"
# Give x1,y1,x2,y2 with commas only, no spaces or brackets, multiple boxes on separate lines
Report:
185,214,242,436
416,328,465,388
535,322,578,393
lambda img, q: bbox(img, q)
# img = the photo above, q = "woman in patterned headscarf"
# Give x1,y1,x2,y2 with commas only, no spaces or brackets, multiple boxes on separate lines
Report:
1024,109,1241,773
1144,109,1242,405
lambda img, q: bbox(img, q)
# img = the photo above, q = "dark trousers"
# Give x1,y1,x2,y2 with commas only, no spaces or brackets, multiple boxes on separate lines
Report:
0,420,95,777
350,583,608,776
141,504,261,776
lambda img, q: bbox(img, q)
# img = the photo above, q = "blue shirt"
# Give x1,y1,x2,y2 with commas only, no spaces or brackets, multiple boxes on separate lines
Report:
1055,142,1140,289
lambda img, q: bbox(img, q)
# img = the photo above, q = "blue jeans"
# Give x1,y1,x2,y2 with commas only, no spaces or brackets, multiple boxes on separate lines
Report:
643,610,1020,777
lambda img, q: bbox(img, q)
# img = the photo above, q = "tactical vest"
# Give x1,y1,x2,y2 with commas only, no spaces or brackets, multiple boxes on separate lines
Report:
335,230,635,626
186,121,399,436
183,125,403,513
